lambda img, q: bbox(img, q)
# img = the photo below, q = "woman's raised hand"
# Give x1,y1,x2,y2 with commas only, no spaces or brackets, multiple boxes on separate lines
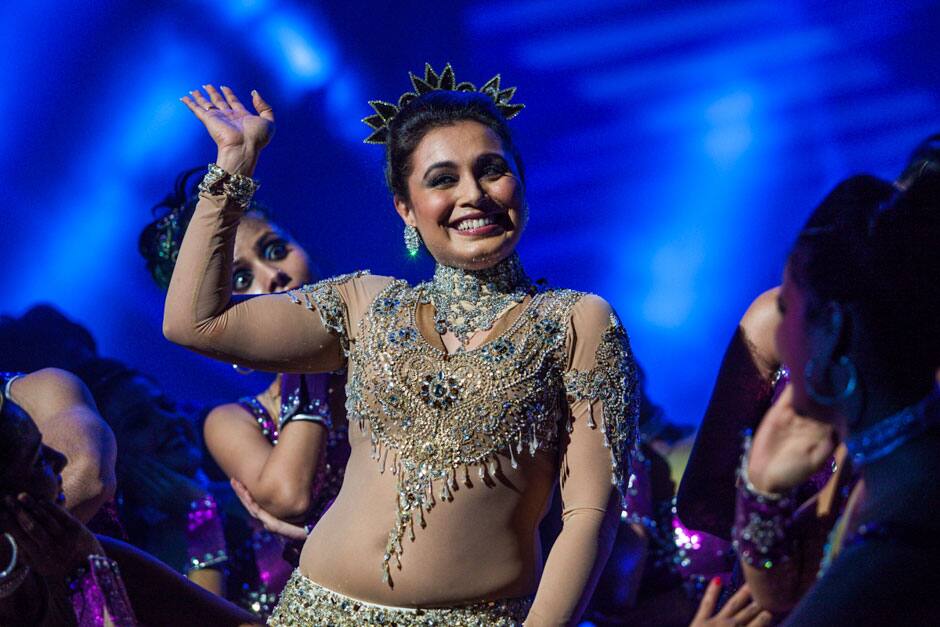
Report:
181,85,275,176
747,385,836,494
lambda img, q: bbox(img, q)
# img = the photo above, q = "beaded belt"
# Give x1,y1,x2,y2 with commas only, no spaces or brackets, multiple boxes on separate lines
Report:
268,569,531,626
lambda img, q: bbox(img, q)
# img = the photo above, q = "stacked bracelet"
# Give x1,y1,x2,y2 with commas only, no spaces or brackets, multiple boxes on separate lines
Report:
731,435,798,570
278,373,334,432
185,495,229,572
67,554,137,627
197,163,260,208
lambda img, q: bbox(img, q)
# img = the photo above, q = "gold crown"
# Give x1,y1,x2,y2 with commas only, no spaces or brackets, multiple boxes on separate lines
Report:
362,63,524,144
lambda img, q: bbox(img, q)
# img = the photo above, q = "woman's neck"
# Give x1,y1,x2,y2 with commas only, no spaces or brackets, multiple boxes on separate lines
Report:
257,375,281,416
852,387,940,526
425,252,534,345
857,430,940,526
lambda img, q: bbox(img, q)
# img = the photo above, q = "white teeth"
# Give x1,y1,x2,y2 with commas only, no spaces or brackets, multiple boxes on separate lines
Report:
456,216,497,231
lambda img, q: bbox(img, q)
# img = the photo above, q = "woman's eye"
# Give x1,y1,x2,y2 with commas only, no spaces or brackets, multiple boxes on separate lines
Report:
233,269,253,291
264,240,289,261
483,164,506,178
431,174,457,187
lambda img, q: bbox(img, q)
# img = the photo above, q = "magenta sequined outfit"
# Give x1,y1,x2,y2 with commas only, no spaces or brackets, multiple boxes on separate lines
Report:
234,372,350,615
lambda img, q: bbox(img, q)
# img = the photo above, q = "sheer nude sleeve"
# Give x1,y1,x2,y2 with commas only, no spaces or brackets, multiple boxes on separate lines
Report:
163,193,391,372
527,295,640,625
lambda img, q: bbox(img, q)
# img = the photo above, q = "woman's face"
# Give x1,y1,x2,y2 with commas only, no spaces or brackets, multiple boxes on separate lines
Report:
396,120,525,270
1,414,66,505
232,214,313,295
101,375,202,476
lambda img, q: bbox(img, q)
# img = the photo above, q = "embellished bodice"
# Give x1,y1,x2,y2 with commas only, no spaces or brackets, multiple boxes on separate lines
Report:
346,280,584,581
349,280,580,476
288,270,639,585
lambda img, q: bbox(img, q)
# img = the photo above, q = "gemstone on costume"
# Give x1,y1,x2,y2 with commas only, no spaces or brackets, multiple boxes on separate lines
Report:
419,372,460,409
481,338,516,363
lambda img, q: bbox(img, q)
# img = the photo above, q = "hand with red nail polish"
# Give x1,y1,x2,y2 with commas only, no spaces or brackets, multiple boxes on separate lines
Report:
689,580,773,627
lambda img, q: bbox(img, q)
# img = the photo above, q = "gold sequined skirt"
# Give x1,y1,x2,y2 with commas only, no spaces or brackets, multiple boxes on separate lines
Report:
268,569,532,626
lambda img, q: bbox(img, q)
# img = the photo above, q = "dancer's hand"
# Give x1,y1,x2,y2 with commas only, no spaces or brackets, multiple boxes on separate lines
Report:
0,492,104,580
181,85,275,176
747,386,836,494
230,478,308,541
690,579,772,627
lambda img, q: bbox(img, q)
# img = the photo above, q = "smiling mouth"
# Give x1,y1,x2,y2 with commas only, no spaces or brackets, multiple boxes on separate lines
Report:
450,213,509,235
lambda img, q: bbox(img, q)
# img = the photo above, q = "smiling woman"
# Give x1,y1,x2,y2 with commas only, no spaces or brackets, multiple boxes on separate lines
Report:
163,65,639,625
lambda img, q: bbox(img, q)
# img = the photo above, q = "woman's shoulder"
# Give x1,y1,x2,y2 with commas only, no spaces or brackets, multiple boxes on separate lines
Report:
204,400,265,430
540,288,619,330
290,271,397,311
739,286,782,373
295,270,391,293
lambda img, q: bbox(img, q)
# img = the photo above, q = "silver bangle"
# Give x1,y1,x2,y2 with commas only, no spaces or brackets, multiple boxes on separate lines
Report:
280,413,332,432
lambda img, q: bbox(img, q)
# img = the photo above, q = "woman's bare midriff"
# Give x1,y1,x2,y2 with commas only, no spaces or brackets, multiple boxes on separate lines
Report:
298,424,557,607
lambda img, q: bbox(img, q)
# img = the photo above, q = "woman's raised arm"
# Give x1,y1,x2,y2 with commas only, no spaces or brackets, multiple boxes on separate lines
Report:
163,86,344,373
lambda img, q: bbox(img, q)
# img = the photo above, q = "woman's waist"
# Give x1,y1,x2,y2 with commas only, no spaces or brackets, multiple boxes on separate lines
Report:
299,514,540,605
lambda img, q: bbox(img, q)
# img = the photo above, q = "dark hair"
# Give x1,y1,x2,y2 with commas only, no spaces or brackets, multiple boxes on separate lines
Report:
790,170,940,396
71,357,142,410
138,168,271,289
385,90,525,202
0,305,97,373
0,399,32,482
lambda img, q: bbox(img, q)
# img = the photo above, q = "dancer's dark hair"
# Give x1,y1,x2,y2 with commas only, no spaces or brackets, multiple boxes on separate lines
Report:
0,399,31,482
790,169,940,397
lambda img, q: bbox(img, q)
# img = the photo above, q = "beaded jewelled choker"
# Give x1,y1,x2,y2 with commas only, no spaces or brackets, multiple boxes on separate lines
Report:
420,252,535,345
845,387,939,467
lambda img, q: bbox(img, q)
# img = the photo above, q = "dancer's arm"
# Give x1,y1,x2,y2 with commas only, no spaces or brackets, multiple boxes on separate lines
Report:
205,401,326,520
9,369,117,523
100,536,260,626
735,386,837,615
527,295,640,625
677,287,781,538
164,85,364,372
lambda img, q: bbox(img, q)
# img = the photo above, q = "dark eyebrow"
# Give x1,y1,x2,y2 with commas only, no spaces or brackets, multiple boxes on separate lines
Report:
253,230,279,254
233,229,277,266
423,161,457,180
478,152,508,162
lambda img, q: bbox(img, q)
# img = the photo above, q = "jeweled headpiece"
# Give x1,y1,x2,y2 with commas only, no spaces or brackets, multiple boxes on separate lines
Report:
361,63,525,144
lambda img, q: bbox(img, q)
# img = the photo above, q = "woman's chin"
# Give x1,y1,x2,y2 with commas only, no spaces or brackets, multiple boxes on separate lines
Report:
433,235,519,270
